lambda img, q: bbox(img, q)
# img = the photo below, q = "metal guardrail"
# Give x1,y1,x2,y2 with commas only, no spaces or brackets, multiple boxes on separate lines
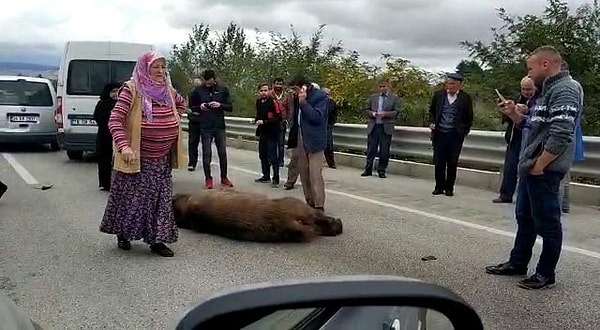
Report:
180,114,600,182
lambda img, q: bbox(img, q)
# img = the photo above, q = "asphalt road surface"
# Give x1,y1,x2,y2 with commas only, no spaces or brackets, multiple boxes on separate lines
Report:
1,142,599,330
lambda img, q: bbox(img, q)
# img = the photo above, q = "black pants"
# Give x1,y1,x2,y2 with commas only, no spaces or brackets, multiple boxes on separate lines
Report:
188,122,202,168
277,121,287,166
432,131,465,192
365,124,392,172
498,139,521,200
325,124,336,166
96,134,113,189
201,128,228,179
258,134,280,183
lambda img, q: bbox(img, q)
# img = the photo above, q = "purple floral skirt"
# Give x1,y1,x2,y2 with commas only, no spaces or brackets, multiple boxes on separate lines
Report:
99,155,178,244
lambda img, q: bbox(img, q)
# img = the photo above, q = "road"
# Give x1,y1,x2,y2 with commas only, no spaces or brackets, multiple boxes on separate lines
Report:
0,142,599,330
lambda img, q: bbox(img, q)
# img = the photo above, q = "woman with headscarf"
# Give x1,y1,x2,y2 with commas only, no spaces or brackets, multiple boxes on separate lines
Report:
93,82,121,191
99,51,187,257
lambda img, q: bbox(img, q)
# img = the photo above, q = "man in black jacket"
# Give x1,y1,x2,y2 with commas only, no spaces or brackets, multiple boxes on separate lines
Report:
428,72,474,196
323,88,338,168
188,69,234,189
186,75,204,172
493,76,536,203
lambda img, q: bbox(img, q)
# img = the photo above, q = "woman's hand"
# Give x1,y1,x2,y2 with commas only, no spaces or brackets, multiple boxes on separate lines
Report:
121,146,137,165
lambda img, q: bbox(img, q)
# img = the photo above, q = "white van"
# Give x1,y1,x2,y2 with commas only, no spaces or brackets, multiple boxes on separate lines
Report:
0,75,59,150
55,41,155,160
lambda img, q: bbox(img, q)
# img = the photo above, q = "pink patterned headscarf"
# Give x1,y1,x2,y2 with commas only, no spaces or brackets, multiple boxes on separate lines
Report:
131,51,173,122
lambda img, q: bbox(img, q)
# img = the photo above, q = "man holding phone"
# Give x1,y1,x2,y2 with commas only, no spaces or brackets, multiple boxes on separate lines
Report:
188,69,234,189
286,75,329,211
485,46,583,290
492,77,537,204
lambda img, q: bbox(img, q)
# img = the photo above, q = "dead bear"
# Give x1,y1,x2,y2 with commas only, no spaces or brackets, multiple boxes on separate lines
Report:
172,189,343,243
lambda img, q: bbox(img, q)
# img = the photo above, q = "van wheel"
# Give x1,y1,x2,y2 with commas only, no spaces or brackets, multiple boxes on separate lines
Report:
50,141,60,151
66,150,84,160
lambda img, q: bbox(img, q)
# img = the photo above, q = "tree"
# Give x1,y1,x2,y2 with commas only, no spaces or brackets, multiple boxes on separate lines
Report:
460,0,600,135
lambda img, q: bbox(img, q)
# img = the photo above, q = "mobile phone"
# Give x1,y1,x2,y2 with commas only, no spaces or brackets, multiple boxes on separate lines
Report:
494,89,507,102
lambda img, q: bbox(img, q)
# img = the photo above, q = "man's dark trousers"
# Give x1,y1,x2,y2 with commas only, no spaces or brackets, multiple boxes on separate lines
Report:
432,130,464,192
498,138,522,201
365,124,392,172
508,170,564,280
188,121,202,168
325,124,335,166
277,121,287,166
201,128,228,179
259,134,280,182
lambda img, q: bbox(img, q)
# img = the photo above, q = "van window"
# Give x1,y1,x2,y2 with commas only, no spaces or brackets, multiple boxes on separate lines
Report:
0,80,53,106
66,60,136,96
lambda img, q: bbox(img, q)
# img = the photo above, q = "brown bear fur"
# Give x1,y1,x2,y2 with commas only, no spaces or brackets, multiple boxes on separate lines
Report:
172,189,343,243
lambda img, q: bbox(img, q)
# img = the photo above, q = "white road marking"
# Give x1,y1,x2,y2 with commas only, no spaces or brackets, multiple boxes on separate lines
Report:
1,153,40,185
223,163,600,260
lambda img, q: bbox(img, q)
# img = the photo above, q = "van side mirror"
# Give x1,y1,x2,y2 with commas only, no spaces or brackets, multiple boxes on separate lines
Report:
173,275,484,330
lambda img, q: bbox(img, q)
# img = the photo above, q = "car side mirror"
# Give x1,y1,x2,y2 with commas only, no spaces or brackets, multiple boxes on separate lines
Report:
173,275,484,330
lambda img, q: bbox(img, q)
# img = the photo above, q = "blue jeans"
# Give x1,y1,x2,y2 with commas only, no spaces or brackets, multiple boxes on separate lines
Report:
509,170,565,280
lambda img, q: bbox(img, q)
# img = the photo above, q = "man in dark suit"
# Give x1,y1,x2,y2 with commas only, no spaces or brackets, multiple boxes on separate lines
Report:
361,79,400,178
428,72,474,196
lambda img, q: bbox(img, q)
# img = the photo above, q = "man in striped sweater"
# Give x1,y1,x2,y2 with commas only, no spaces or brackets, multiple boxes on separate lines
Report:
485,46,584,290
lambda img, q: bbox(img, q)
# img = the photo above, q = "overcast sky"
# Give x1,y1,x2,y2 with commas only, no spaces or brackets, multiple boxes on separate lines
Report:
0,0,588,72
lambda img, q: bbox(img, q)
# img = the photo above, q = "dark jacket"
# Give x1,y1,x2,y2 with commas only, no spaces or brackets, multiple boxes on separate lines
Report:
188,83,233,129
428,89,474,138
254,97,282,137
326,98,338,126
287,86,329,153
93,82,120,146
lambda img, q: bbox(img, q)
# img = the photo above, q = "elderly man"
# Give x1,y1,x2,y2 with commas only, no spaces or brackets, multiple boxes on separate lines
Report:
286,75,329,210
428,72,474,196
493,77,537,203
485,46,584,290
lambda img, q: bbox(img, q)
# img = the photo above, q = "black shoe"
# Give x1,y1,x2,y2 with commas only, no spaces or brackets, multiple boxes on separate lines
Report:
518,274,556,290
485,261,527,276
284,183,294,190
117,236,131,251
255,177,270,183
493,197,512,203
187,165,195,172
0,181,7,200
361,171,372,177
378,171,386,178
150,243,174,257
432,189,444,195
445,190,454,196
271,175,280,187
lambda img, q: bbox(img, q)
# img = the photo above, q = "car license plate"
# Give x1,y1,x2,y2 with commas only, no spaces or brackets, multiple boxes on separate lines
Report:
9,115,38,123
71,119,97,126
